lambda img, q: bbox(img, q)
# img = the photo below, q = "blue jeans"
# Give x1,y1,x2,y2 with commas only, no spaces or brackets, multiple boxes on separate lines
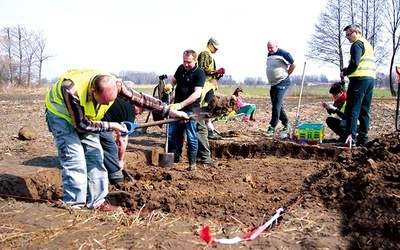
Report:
167,111,198,153
46,110,108,209
345,77,374,144
269,77,290,127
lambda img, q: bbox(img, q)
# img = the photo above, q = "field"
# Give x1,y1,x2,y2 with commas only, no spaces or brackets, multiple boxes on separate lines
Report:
0,85,399,249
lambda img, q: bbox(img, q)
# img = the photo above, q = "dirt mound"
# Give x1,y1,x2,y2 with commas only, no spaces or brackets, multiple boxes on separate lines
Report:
306,132,400,249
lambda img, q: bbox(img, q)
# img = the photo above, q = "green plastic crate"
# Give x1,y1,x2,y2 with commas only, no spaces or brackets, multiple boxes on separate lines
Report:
296,123,324,143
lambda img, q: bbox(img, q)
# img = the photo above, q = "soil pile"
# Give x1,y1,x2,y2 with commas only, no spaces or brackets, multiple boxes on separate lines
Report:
307,132,400,249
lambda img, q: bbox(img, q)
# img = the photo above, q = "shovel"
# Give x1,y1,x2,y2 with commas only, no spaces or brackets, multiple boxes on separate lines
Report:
121,112,207,137
292,61,306,139
159,94,174,168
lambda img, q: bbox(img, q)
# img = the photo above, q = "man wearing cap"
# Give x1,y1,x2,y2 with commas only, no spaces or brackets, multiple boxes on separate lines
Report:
196,37,225,166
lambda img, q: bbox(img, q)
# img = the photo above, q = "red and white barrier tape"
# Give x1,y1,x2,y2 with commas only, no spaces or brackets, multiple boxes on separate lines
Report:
197,207,284,245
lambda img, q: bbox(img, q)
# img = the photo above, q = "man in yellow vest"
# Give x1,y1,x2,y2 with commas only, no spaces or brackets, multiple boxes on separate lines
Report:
340,24,376,147
196,37,225,165
45,69,188,211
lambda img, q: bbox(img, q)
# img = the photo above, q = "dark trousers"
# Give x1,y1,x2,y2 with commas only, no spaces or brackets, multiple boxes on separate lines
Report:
345,77,374,144
99,131,120,174
269,77,290,127
196,120,211,162
326,117,346,140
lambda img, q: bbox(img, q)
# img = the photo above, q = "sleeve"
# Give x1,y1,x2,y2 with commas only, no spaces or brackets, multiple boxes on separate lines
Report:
62,80,111,133
117,81,170,117
193,68,206,88
334,109,347,120
197,51,217,76
203,89,214,104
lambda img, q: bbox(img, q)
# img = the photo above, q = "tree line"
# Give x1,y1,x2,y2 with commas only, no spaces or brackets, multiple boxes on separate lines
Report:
0,25,53,87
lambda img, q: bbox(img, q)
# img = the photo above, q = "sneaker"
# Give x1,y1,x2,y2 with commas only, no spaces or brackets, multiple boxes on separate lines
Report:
263,126,275,136
96,201,123,212
282,123,291,133
242,116,249,122
250,117,257,122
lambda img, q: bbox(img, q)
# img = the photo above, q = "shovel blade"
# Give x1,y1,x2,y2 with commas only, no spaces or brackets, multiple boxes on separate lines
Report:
159,152,174,168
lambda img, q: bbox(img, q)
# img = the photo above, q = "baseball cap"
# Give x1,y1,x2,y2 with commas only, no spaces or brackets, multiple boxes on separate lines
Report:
208,37,219,49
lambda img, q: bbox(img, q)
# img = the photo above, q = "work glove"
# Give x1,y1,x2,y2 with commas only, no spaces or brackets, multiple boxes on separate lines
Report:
164,83,173,94
169,103,183,111
217,68,225,75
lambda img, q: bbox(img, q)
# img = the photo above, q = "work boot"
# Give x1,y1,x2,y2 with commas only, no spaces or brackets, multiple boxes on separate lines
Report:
187,151,197,171
208,130,222,140
170,150,181,163
201,158,218,167
108,170,124,185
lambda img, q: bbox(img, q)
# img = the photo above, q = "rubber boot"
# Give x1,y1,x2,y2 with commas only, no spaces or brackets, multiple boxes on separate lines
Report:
187,151,197,171
208,130,222,140
170,150,181,163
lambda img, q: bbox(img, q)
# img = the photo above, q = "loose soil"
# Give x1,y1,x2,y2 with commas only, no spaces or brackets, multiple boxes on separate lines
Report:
0,87,399,250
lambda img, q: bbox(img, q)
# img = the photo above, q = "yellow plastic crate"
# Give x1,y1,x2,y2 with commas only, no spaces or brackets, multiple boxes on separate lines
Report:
296,123,324,143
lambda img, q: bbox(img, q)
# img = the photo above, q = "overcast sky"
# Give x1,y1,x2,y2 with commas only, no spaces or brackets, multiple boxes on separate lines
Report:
1,0,340,82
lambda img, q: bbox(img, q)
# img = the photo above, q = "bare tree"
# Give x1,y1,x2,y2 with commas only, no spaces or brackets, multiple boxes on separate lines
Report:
308,0,387,85
384,0,400,96
307,0,347,76
12,25,28,85
0,27,16,86
348,0,386,67
33,30,54,85
23,29,39,85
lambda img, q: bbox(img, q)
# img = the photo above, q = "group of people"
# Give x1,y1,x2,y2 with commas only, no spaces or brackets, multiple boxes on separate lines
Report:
45,69,189,211
323,24,375,146
262,24,375,148
45,23,375,212
44,38,226,211
164,38,224,170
